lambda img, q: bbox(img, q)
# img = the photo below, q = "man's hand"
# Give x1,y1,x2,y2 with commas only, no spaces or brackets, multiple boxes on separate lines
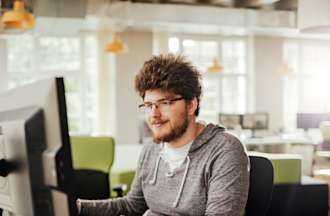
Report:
76,199,81,214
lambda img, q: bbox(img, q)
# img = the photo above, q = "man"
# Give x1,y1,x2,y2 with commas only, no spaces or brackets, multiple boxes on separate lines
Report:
78,54,249,215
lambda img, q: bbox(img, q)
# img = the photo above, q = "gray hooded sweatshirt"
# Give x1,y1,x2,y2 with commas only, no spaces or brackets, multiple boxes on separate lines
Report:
80,124,250,216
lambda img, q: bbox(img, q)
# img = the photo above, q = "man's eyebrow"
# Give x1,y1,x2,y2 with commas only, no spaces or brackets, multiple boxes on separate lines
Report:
143,97,171,103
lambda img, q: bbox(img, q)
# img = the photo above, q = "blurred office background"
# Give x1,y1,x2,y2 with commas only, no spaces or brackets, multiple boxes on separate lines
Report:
1,0,329,140
3,0,330,214
2,0,330,208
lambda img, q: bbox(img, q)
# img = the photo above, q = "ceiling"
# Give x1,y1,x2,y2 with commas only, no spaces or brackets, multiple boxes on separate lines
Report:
0,0,314,37
127,0,297,10
84,0,298,36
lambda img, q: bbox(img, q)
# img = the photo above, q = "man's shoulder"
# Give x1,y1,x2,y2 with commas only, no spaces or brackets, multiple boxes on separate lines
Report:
206,129,248,168
208,128,244,152
214,130,241,143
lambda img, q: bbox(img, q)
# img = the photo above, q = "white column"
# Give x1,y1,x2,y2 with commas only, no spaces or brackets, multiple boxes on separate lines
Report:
153,32,169,55
254,36,285,132
0,39,8,92
115,30,153,144
96,30,117,136
246,33,255,113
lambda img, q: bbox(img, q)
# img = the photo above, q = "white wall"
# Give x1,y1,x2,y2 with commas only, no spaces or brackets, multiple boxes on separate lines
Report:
112,144,143,171
153,32,170,54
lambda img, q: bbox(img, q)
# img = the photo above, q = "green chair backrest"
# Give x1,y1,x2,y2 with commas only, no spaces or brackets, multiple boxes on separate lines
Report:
249,151,302,184
70,136,115,173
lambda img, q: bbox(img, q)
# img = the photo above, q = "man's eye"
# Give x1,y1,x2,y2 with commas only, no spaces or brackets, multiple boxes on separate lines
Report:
160,101,171,106
144,104,153,108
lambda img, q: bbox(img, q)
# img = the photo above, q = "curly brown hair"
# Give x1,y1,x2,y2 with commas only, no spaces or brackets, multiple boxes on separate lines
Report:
135,54,202,116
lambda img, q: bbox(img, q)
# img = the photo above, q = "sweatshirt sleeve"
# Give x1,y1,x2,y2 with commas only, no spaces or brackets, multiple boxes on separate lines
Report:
205,137,250,216
79,144,150,216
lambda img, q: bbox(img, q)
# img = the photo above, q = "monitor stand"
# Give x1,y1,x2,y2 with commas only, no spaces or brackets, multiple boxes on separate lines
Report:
303,129,312,140
251,129,257,138
250,129,264,138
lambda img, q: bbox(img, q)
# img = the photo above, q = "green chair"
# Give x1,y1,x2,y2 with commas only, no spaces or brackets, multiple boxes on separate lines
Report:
71,136,115,199
249,151,302,184
110,169,135,196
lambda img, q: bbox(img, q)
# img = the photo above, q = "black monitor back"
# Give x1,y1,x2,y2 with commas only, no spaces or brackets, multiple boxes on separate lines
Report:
0,77,77,216
297,113,330,130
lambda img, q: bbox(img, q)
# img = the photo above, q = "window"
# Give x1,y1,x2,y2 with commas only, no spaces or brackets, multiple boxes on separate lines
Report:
168,35,249,124
6,34,98,134
283,41,330,130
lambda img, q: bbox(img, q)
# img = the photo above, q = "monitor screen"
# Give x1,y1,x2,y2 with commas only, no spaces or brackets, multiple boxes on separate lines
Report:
296,113,330,130
0,77,77,216
219,114,242,129
242,113,268,130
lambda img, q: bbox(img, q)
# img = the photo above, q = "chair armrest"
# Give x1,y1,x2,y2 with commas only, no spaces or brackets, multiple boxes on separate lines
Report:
110,170,136,196
112,184,128,197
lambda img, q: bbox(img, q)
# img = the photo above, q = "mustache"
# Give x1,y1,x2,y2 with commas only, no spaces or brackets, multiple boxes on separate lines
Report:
150,119,167,125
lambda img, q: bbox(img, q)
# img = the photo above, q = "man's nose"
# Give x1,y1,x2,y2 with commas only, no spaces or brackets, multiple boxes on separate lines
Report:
149,104,161,117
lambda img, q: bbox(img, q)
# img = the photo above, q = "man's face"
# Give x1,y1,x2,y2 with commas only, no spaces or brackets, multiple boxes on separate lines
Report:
143,89,189,143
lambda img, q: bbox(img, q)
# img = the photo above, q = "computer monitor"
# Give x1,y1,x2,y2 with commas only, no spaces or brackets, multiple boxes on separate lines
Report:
219,114,242,130
0,77,78,216
242,113,268,137
296,113,330,130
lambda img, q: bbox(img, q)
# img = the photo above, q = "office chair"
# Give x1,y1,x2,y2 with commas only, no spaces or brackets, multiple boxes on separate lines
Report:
245,155,274,216
70,136,116,199
320,121,330,150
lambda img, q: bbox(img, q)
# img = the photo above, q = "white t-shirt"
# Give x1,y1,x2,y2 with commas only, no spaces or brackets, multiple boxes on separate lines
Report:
161,141,193,172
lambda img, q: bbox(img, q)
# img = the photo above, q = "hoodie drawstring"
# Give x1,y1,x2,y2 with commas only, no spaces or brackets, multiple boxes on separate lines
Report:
173,156,190,207
148,154,191,208
149,154,161,185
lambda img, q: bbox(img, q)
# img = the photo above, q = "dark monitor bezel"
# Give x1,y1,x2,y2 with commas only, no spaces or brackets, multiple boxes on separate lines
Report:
218,113,242,130
241,112,269,130
296,112,330,130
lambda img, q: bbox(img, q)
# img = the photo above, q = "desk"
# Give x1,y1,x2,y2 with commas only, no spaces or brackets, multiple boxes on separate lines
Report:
242,134,320,176
243,135,319,146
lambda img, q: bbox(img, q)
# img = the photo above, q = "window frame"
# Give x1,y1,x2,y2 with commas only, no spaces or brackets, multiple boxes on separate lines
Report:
6,33,98,135
168,33,251,124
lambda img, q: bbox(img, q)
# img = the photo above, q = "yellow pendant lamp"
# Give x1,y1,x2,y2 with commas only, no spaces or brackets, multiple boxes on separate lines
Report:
208,57,224,73
1,1,35,29
105,33,128,54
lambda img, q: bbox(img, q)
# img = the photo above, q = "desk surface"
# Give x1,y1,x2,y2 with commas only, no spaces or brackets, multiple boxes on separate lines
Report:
242,134,320,146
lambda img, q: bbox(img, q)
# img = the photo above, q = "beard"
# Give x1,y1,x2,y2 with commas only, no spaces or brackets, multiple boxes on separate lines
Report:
151,113,189,144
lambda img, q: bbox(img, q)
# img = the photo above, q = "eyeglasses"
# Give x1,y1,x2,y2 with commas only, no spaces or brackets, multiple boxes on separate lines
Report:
138,97,184,114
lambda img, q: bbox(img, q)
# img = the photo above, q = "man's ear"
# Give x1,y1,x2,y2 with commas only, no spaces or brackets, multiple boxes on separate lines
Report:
187,98,198,115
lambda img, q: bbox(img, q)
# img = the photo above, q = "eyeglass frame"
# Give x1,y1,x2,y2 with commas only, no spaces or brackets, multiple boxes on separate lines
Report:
138,97,184,114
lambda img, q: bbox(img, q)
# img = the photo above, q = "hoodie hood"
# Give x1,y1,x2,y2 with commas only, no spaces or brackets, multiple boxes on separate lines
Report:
189,123,226,153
